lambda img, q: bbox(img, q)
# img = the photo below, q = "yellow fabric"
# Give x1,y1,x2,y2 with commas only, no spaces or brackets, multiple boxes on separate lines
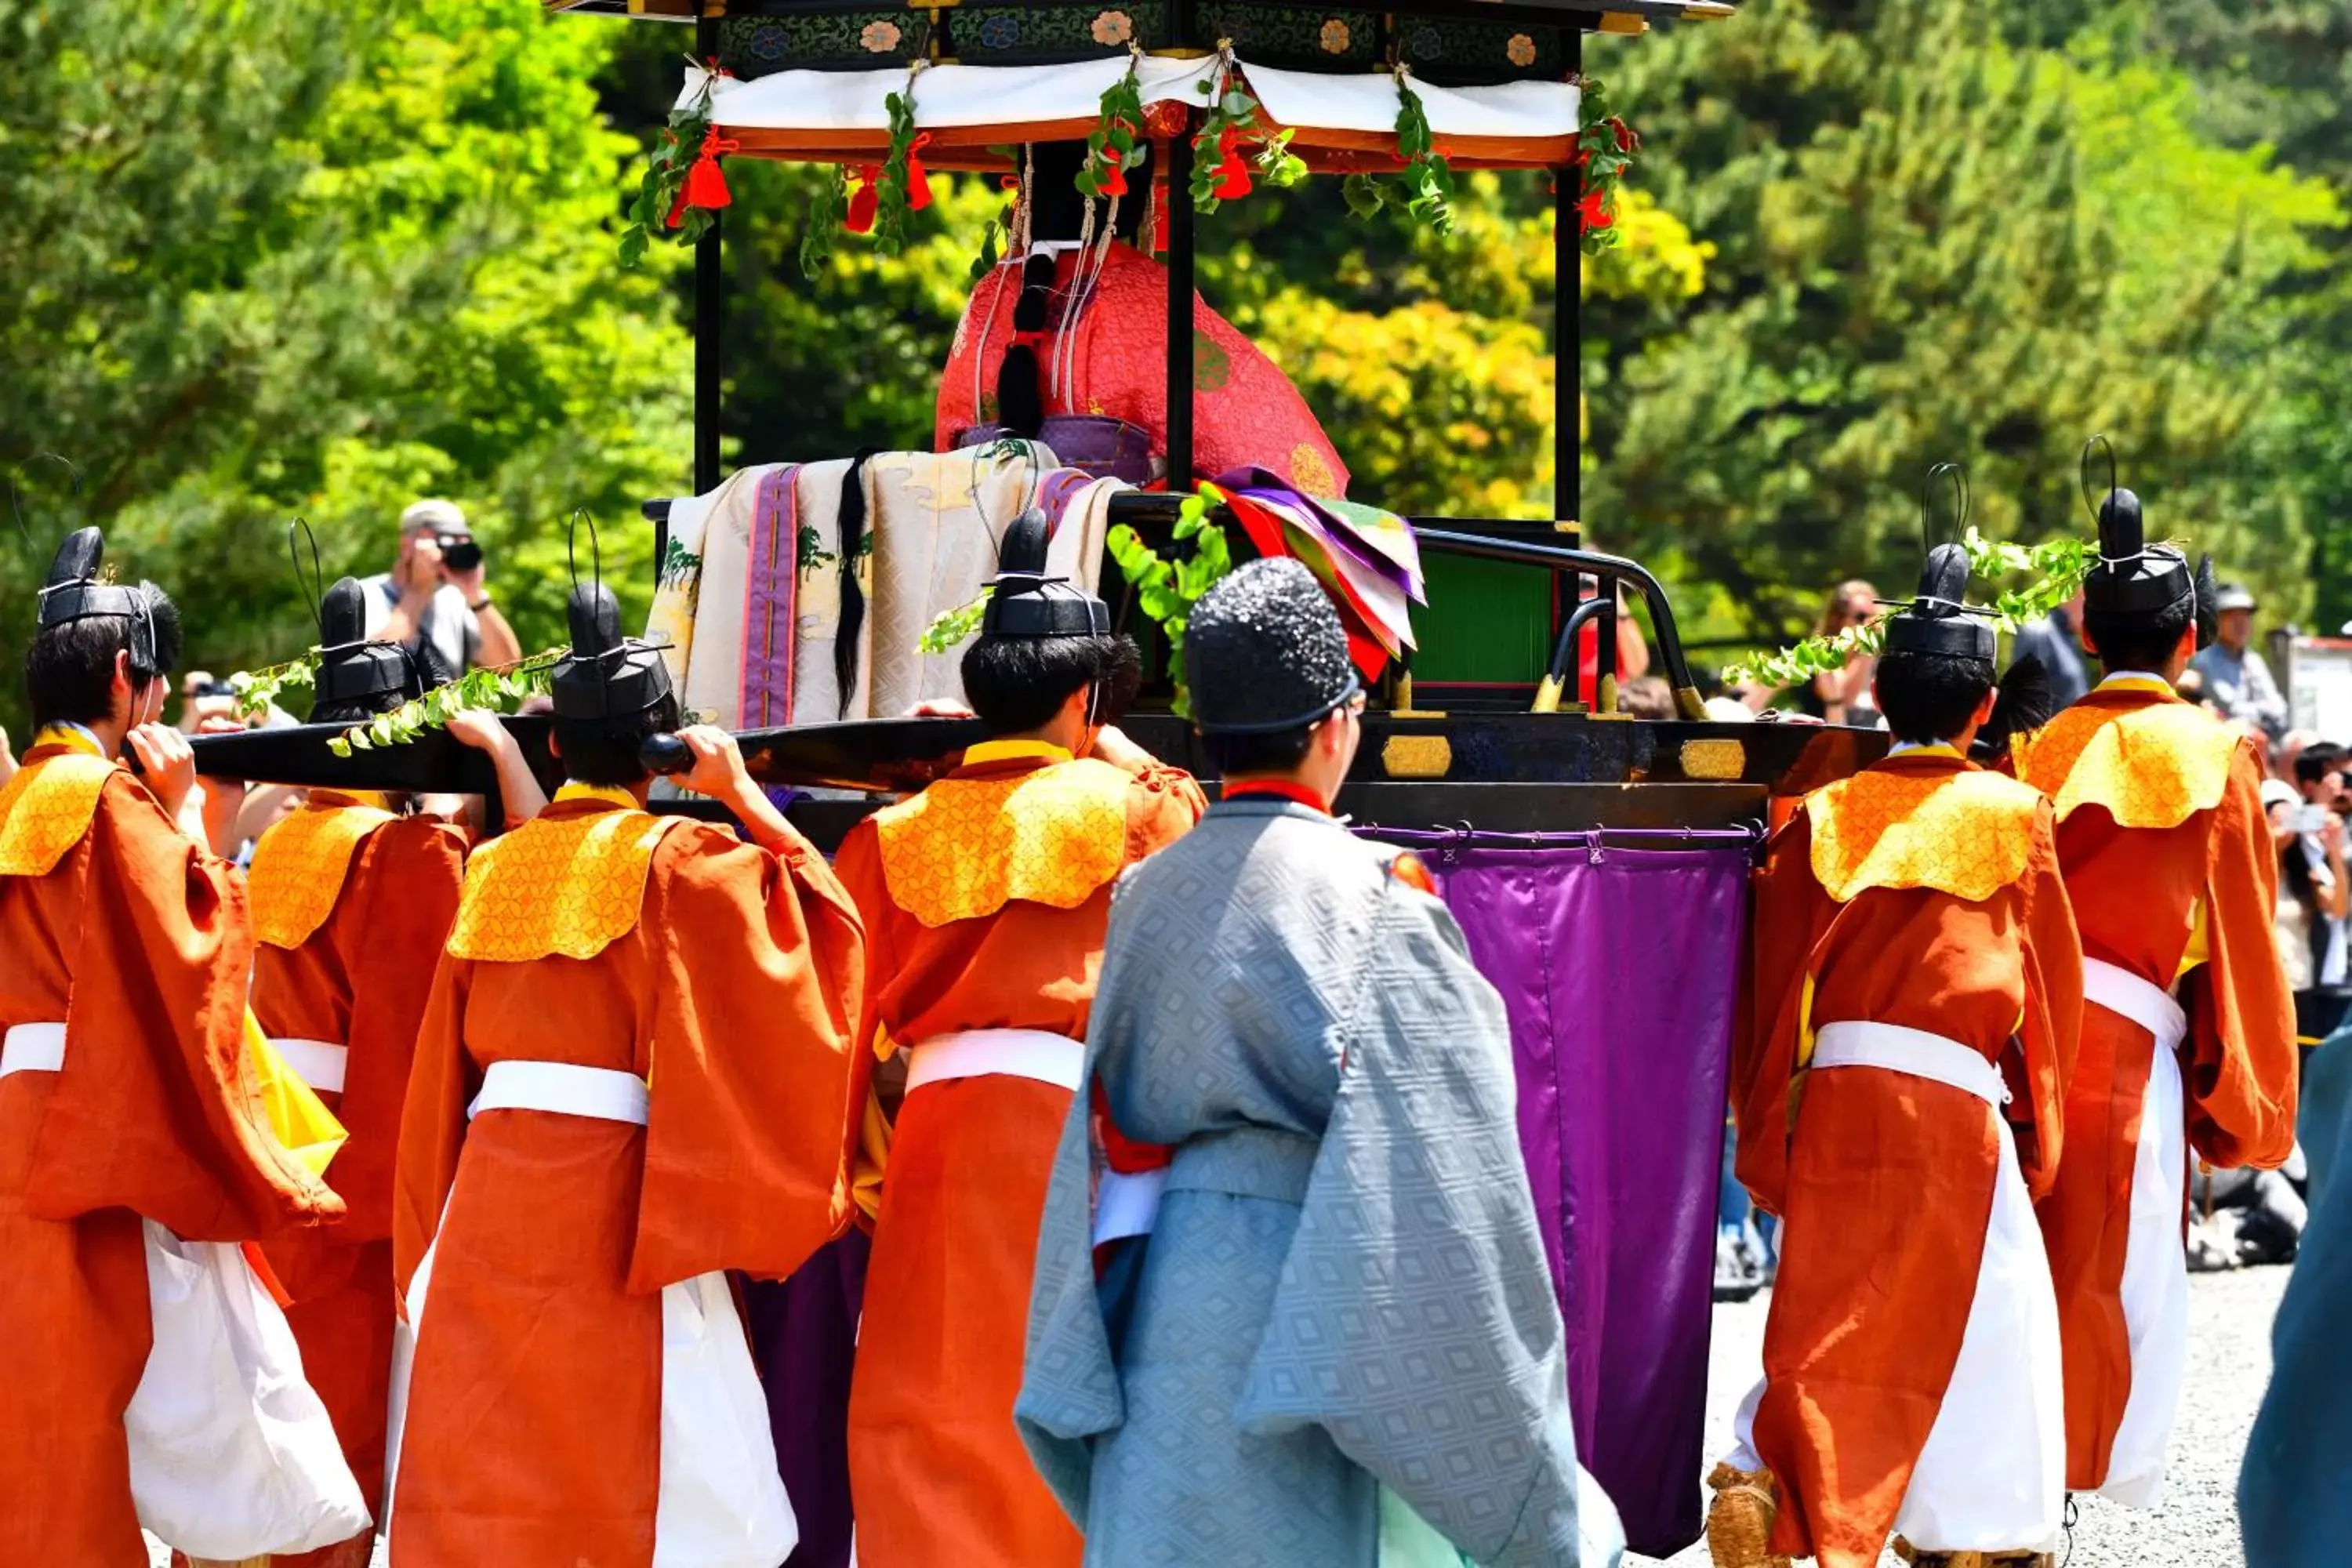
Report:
874,757,1131,927
248,802,396,949
555,781,643,810
2010,698,2238,829
242,1010,347,1180
33,724,105,758
2180,898,2210,982
311,787,393,813
0,751,118,878
445,803,676,962
1809,765,2042,905
853,1086,894,1224
963,739,1075,767
2099,675,2176,697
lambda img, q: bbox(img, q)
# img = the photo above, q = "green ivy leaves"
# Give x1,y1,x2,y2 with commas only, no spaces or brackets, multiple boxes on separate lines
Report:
919,589,993,655
1105,485,1236,717
1341,74,1454,236
619,67,720,270
230,656,319,720
322,650,566,758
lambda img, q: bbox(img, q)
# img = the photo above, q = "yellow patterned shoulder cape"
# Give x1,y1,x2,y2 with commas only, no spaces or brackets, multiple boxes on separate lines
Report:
1809,764,2043,905
0,751,121,878
875,757,1133,927
2010,697,2238,830
249,803,398,949
446,802,681,963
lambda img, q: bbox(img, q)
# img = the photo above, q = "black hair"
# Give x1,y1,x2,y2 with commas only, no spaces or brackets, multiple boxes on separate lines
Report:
2296,743,2346,788
552,693,681,787
1206,724,1316,778
24,586,183,731
960,633,1140,735
1873,648,1994,747
2082,593,2195,677
1970,653,2057,765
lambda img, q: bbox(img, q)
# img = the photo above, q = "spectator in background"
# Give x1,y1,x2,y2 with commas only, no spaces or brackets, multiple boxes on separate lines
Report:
2010,588,2091,709
2281,744,2350,992
176,670,218,732
1791,579,1881,727
1620,675,1678,720
364,499,521,679
2278,729,2323,786
2188,583,2289,740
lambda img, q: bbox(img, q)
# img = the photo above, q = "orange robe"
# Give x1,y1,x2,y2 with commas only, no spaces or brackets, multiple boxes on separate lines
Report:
837,741,1204,1568
246,796,466,1567
389,791,866,1567
1735,750,2082,1568
2011,680,2297,1497
0,737,344,1566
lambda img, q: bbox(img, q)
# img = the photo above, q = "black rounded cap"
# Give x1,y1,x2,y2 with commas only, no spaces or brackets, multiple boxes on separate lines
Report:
1884,541,1995,662
980,508,1109,639
37,524,155,668
2084,486,2194,620
552,583,673,720
1188,558,1360,735
311,576,417,711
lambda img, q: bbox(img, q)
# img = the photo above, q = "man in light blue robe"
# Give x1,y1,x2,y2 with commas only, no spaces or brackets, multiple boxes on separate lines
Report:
1018,558,1621,1567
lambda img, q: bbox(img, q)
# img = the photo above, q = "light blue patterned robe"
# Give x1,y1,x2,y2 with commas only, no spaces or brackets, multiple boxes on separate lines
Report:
1018,798,1621,1567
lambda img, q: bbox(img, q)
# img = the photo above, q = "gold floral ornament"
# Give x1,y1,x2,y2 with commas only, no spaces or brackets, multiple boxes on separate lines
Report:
1091,9,1133,45
1506,33,1537,66
1319,17,1352,53
862,19,902,52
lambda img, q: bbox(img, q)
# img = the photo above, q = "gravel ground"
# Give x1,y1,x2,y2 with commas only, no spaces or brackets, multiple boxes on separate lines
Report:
147,1266,2287,1567
1635,1265,2289,1568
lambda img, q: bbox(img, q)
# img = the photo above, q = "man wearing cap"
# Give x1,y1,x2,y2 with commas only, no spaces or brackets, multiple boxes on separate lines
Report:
1711,538,2080,1568
2009,488,2296,1514
2186,583,2287,739
387,581,867,1566
837,510,1204,1568
1021,557,1617,1567
364,500,522,679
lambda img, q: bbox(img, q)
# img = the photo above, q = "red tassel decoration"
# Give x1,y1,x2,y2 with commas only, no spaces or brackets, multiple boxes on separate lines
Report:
846,165,880,234
1098,151,1129,199
682,128,739,211
906,132,935,211
1211,125,1252,201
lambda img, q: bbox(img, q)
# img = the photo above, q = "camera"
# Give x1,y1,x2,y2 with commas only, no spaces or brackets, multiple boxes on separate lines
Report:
436,533,485,573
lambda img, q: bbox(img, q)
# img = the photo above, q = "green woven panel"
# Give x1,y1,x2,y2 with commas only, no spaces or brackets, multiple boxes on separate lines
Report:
1195,2,1380,71
1411,553,1553,686
719,9,933,75
949,0,1167,63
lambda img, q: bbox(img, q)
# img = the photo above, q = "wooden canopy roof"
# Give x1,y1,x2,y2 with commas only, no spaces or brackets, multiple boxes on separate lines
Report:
546,0,1735,29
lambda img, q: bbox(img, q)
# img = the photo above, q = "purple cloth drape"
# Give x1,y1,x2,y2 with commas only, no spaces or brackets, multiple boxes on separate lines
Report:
1361,832,1749,1557
740,463,800,728
742,1228,872,1568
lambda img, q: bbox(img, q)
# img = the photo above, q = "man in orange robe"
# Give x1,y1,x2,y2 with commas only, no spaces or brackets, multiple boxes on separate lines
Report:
1711,541,2082,1568
239,579,549,1568
839,509,1205,1568
388,583,867,1567
2009,485,2297,1508
1,528,354,1565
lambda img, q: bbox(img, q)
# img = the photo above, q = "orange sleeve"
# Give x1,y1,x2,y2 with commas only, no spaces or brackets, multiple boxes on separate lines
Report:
2011,799,2084,1200
1120,759,1207,863
2182,741,2299,1169
334,816,467,1243
391,946,476,1306
27,774,343,1242
1732,807,1831,1217
626,823,869,1292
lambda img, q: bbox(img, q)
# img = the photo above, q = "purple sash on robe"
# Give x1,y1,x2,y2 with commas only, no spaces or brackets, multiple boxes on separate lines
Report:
740,463,801,728
1358,830,1750,1556
741,1229,872,1568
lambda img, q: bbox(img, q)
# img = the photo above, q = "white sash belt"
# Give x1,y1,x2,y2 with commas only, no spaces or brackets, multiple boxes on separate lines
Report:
1810,1021,2010,1108
906,1028,1084,1094
0,1022,66,1078
466,1060,651,1126
270,1036,348,1096
2083,958,2190,1055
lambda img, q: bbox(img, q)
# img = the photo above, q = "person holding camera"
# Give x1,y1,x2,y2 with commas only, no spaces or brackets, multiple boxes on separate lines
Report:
364,500,521,679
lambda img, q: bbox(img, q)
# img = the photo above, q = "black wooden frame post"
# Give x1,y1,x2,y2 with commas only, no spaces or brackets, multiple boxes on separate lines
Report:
1557,24,1581,540
693,5,724,495
1165,124,1196,489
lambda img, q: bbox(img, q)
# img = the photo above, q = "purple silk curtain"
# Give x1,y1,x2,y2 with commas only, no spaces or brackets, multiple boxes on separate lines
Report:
1362,830,1751,1557
741,1228,872,1568
740,463,801,728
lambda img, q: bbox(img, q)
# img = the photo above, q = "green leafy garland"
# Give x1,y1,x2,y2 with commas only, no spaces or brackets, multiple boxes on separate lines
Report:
1572,75,1638,258
800,166,846,282
619,64,724,270
325,651,568,759
919,589,994,655
1105,485,1236,718
1722,531,2103,690
1077,56,1147,204
230,657,317,720
869,82,932,261
1341,70,1454,236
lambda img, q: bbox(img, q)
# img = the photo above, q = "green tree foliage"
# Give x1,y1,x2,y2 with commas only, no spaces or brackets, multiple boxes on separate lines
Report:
0,0,688,736
1586,0,2339,641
